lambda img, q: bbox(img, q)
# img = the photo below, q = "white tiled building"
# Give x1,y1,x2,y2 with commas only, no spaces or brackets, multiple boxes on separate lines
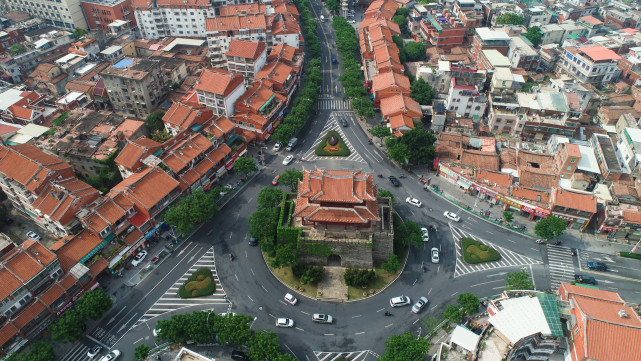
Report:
5,0,87,29
133,0,213,39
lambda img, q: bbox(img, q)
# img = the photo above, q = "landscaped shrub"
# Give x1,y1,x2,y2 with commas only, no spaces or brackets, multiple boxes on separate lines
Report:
178,268,216,298
344,268,376,287
620,251,641,260
315,130,351,156
461,237,501,264
292,263,324,284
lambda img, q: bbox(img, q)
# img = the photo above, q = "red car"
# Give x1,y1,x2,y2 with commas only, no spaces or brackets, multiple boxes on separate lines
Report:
272,175,280,185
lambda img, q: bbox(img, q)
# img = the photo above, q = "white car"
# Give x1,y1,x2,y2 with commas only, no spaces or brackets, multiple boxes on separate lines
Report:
273,142,282,151
421,227,429,242
152,327,161,337
431,247,440,263
444,211,460,222
284,293,298,305
26,230,40,240
389,296,411,307
276,318,294,327
98,350,121,361
87,345,102,358
412,297,428,314
405,197,422,208
312,314,333,324
131,250,148,267
282,155,294,165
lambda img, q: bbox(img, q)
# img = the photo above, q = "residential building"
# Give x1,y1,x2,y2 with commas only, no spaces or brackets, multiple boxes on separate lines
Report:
114,137,162,179
446,77,487,120
133,0,210,40
558,46,621,85
557,284,641,361
522,5,553,27
81,0,137,32
0,28,24,54
194,68,246,117
478,49,512,71
577,15,603,37
451,0,483,29
554,143,582,179
254,61,299,101
592,133,627,180
550,187,597,230
615,127,641,176
26,63,68,96
604,8,637,29
205,14,270,65
293,169,393,268
419,11,466,51
470,27,511,66
507,36,540,71
0,88,46,125
4,0,87,29
163,102,215,136
232,82,287,142
380,94,422,136
55,91,94,112
371,71,411,107
100,57,168,119
225,40,267,86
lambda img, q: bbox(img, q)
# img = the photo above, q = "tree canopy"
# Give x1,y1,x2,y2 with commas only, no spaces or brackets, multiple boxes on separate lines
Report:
74,289,113,320
378,189,395,204
257,187,283,209
164,189,219,235
234,156,257,178
505,270,534,291
8,43,26,55
496,13,524,25
534,215,567,240
145,110,166,132
279,169,304,191
6,341,55,361
410,77,435,105
379,332,430,361
503,211,513,223
524,26,543,47
457,293,480,315
73,28,89,40
385,127,437,166
405,42,426,62
134,345,150,361
371,125,392,140
325,0,340,12
442,305,463,323
395,220,423,248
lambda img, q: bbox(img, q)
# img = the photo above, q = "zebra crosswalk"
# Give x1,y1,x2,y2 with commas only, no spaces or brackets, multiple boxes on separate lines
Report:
313,350,380,361
133,247,229,328
313,98,353,111
546,245,576,290
59,343,94,361
303,113,364,163
450,225,542,278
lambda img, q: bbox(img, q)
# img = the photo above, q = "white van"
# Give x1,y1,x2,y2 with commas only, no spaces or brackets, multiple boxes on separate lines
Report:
320,15,325,22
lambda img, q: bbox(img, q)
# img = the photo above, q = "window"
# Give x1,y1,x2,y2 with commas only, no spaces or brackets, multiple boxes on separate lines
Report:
567,165,572,171
570,158,576,163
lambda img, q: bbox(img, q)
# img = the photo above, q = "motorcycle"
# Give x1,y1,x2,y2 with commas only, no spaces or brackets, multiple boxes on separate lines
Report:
399,174,406,179
384,311,392,316
555,240,563,245
377,174,383,178
536,239,545,244
368,139,372,144
230,254,235,261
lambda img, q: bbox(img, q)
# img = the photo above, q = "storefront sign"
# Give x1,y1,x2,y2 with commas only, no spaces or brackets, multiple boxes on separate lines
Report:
521,205,551,218
472,184,498,197
600,226,619,232
496,195,523,210
439,164,459,180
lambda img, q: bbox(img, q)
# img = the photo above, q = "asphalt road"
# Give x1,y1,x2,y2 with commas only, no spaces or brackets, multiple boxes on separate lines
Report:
60,2,641,360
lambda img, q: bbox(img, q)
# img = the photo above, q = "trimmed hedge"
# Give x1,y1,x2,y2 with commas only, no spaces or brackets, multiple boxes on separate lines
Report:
178,268,216,298
461,237,501,264
620,251,641,260
315,130,351,157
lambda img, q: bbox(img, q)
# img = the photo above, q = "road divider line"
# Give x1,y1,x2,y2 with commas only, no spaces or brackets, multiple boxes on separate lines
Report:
301,311,310,315
324,333,334,336
355,331,365,335
377,308,385,312
352,315,362,318
296,327,305,332
385,323,393,328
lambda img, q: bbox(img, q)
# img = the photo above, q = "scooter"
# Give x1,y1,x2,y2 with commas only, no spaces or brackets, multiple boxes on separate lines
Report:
399,174,406,179
378,174,383,178
230,253,235,261
536,239,545,244
384,311,392,316
368,139,372,144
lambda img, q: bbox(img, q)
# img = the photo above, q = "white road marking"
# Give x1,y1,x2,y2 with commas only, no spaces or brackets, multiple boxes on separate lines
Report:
428,288,432,295
412,319,420,325
451,292,458,297
324,333,335,336
376,308,385,312
355,331,365,335
296,327,305,332
384,323,393,328
352,315,362,318
247,295,254,302
301,311,311,315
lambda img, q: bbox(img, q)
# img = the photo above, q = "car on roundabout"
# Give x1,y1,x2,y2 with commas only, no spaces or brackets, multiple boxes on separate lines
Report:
312,314,333,324
390,296,411,307
444,211,460,222
273,142,282,151
284,293,298,305
406,197,422,207
276,318,294,327
282,155,294,165
421,227,429,242
412,297,428,314
272,175,280,185
431,248,440,263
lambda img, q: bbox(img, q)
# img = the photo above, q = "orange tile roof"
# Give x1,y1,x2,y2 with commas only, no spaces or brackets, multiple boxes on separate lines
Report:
373,43,403,71
359,17,401,35
268,43,296,64
580,15,603,25
205,14,267,32
114,119,144,140
0,268,23,301
475,170,512,188
39,284,66,306
255,62,294,86
236,83,287,114
579,46,621,61
110,167,180,211
295,170,379,225
372,71,411,93
380,94,422,118
460,149,500,172
123,229,143,246
511,186,549,205
0,323,18,346
388,114,414,131
12,300,47,329
162,133,213,173
226,39,267,61
5,248,45,282
194,68,245,97
32,179,99,225
55,229,103,271
518,168,557,190
114,137,161,170
552,188,597,214
89,257,109,278
59,273,78,290
0,144,75,194
163,102,214,130
565,143,581,157
218,3,266,16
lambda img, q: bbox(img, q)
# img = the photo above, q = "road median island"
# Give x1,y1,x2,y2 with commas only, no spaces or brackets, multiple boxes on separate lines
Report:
315,130,351,156
178,267,216,298
461,237,501,264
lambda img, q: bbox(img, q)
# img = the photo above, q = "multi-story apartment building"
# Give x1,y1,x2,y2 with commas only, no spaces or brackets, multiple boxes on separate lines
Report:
4,0,87,29
193,68,246,117
446,77,487,120
81,0,137,32
558,45,621,85
100,57,168,119
615,127,641,177
206,14,270,65
231,82,287,142
507,36,539,71
225,39,267,86
419,11,466,51
470,27,511,66
0,29,24,54
114,137,161,179
133,0,211,39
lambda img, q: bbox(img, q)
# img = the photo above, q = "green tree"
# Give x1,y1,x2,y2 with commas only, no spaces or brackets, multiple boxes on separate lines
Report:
410,77,435,105
49,309,85,343
171,82,181,90
280,169,304,191
371,125,391,141
505,270,534,291
248,207,280,248
387,128,437,166
378,189,395,204
272,123,296,144
234,156,257,179
392,15,407,29
145,110,166,132
423,316,442,337
248,330,282,361
442,305,463,323
72,28,89,40
326,0,340,12
534,215,567,241
151,129,171,143
379,332,430,361
395,7,410,17
457,293,480,315
257,187,283,210
401,220,424,248
344,268,376,287
8,43,26,55
6,340,55,361
134,344,150,361
352,96,375,119
164,189,218,235
270,243,298,268
503,211,514,223
524,26,542,47
405,42,426,61
382,254,401,273
495,13,524,25
214,313,253,346
74,289,113,320
386,138,410,165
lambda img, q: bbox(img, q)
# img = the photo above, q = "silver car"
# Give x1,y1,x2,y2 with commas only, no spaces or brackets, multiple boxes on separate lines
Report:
431,248,440,263
412,297,428,313
312,314,333,324
276,318,294,327
390,296,411,307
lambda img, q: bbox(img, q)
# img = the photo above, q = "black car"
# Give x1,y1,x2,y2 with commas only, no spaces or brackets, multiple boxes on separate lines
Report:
341,118,348,127
586,261,607,271
388,176,400,187
249,237,257,247
232,350,250,361
574,275,597,285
